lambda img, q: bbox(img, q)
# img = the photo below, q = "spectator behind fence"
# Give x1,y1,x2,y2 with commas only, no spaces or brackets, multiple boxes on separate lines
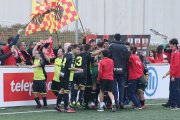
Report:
146,50,156,63
3,29,23,65
40,38,56,64
16,42,33,65
64,43,71,53
0,41,16,65
154,45,168,63
53,41,62,58
89,39,96,51
103,39,109,49
124,42,131,52
27,41,37,58
164,44,172,63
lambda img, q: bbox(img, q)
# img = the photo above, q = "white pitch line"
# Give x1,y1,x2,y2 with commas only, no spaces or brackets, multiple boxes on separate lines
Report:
0,103,166,115
146,103,165,106
0,110,56,115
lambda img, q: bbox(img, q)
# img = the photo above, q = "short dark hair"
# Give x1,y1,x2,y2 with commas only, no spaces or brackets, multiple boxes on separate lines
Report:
68,45,72,52
82,37,86,44
97,41,104,48
114,33,121,41
169,38,179,46
125,42,130,46
130,46,137,54
104,39,109,43
138,54,144,62
101,49,110,57
58,48,65,54
84,44,91,52
149,50,156,58
80,45,84,51
35,50,41,55
72,44,80,49
7,37,14,44
156,45,164,55
89,39,96,44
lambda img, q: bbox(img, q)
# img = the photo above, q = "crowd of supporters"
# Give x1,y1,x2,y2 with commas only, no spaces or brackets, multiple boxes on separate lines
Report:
0,29,180,112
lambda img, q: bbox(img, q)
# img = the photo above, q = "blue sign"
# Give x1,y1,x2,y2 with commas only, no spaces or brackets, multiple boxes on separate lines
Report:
145,67,158,97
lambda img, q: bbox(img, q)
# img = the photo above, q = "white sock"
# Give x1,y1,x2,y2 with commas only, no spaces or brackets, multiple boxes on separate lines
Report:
112,100,115,105
100,102,104,108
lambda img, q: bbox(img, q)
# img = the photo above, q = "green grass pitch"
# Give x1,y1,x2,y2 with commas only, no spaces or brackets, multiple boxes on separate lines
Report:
0,99,179,120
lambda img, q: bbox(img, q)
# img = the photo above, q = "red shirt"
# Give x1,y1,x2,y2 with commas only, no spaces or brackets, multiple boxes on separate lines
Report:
170,48,180,78
164,52,172,63
97,57,114,81
154,53,164,63
128,54,144,80
146,56,155,63
3,45,16,65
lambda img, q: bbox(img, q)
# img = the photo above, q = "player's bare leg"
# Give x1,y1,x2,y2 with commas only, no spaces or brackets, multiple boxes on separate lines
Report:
137,89,145,109
97,90,105,112
108,91,116,112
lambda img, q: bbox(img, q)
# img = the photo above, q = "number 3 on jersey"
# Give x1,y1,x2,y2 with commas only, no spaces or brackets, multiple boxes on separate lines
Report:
75,56,82,67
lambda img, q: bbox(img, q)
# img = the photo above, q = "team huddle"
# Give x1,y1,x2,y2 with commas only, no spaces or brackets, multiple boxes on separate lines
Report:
1,30,179,113
28,33,154,113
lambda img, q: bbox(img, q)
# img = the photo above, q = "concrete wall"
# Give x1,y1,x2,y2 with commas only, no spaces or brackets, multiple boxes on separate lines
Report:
0,0,180,44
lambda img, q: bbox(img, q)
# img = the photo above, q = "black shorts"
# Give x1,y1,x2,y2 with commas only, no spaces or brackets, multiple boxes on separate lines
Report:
74,73,85,86
33,80,47,94
51,80,62,92
99,80,113,92
60,77,72,91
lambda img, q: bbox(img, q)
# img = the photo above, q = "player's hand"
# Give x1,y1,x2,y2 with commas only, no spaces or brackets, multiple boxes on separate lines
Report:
17,29,24,35
171,77,175,81
100,48,104,51
162,75,166,79
78,69,83,73
28,66,33,69
37,42,42,46
11,46,16,53
69,68,75,71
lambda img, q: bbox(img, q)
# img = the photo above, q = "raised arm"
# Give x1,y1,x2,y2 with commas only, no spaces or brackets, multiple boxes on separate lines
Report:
8,29,23,48
91,48,104,56
33,42,41,56
42,47,50,63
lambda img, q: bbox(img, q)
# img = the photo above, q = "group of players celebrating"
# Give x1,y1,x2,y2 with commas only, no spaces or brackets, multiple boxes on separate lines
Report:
30,33,152,113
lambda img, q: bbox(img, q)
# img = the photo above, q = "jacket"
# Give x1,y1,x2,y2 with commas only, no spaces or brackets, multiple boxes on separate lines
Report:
0,50,12,65
170,48,180,78
109,40,130,74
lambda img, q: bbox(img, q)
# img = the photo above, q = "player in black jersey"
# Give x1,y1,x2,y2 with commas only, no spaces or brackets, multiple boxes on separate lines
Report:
56,44,82,113
80,44,95,108
70,50,86,108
